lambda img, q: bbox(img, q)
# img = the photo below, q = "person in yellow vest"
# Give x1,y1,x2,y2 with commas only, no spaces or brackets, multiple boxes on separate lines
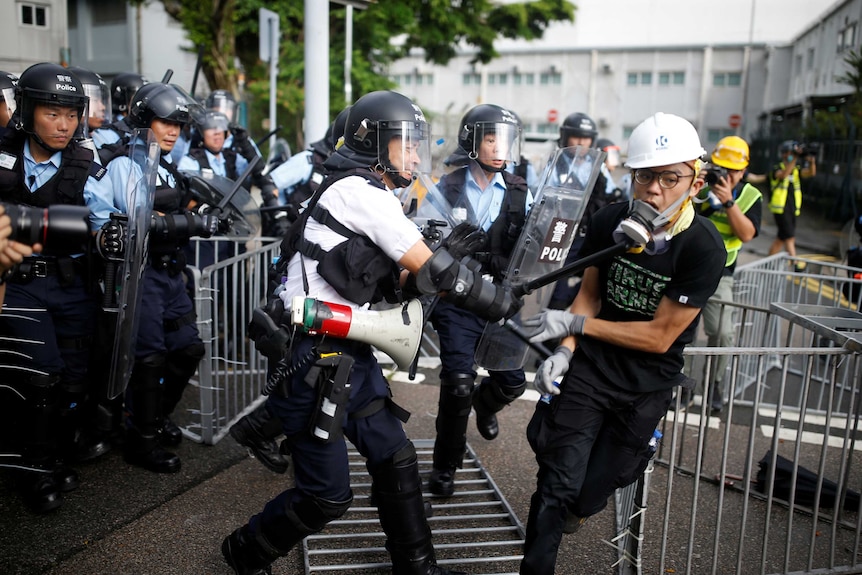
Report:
689,136,763,413
768,140,817,265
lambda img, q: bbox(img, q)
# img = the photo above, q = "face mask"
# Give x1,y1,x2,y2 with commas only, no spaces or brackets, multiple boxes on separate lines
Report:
612,195,695,255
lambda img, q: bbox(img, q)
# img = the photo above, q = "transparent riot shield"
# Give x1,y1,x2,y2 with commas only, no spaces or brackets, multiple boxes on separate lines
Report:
475,145,606,371
182,171,261,237
106,129,159,398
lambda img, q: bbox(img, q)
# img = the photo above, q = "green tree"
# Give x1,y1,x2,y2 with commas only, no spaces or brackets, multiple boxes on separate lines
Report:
814,47,862,139
139,0,575,149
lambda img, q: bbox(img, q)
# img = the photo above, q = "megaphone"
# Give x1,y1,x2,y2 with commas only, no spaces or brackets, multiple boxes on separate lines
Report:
290,296,424,370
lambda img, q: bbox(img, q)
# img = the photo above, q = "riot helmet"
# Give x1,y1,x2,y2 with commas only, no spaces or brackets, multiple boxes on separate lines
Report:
13,62,89,150
111,72,148,117
67,66,111,133
0,71,18,127
205,89,237,122
457,104,522,172
127,83,201,130
779,140,798,155
336,90,431,188
310,105,351,158
195,110,230,153
559,112,598,148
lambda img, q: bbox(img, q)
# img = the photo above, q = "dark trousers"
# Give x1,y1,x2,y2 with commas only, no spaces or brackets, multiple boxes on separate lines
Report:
135,266,201,358
520,350,671,575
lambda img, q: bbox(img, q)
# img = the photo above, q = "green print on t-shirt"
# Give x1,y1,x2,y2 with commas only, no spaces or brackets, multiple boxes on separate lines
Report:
605,258,669,315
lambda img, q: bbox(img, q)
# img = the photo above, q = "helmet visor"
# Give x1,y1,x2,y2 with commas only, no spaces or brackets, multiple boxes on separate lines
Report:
378,120,432,178
82,82,111,130
208,95,236,122
0,86,16,118
604,146,621,169
473,122,521,164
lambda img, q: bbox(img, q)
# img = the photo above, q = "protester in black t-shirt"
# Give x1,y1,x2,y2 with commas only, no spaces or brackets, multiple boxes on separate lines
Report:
519,112,726,575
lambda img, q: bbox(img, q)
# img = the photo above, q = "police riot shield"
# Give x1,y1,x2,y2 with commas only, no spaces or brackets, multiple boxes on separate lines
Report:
182,170,261,237
105,129,159,399
474,145,606,371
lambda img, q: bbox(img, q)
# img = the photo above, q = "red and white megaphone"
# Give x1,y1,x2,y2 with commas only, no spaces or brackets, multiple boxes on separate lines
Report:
289,296,424,370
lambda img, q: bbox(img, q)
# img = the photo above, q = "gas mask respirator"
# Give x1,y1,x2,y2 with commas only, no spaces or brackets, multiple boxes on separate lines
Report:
613,192,692,255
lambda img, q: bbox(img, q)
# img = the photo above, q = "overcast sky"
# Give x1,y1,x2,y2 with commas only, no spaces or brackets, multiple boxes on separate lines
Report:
497,0,835,50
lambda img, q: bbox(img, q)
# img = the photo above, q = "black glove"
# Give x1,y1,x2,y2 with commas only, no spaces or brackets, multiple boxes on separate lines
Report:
97,217,127,260
197,204,232,235
196,213,220,238
230,123,258,161
442,222,488,260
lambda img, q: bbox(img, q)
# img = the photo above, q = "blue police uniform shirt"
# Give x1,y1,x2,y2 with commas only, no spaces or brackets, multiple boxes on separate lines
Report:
269,150,314,204
91,127,121,149
177,148,248,178
23,140,114,232
100,143,177,218
463,169,533,232
504,161,539,192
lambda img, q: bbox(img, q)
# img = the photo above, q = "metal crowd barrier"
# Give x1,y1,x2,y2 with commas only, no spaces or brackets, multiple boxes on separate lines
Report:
183,236,280,445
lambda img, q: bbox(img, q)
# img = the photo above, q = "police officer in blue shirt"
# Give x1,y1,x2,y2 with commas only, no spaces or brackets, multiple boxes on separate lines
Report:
0,63,115,513
102,82,222,474
427,104,533,497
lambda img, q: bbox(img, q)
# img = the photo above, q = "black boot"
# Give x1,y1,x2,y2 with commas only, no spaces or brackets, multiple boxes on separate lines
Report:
373,444,466,575
222,525,276,575
471,378,525,441
124,428,181,473
158,343,205,446
157,415,183,447
15,468,63,514
124,356,181,473
430,374,474,497
230,403,289,474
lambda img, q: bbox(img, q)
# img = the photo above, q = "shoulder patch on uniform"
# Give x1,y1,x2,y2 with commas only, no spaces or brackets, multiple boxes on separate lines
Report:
0,152,16,170
90,163,107,181
678,295,689,304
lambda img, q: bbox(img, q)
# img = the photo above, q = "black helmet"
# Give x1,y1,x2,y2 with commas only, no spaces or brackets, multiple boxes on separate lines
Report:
0,71,18,121
111,72,148,116
457,103,522,169
67,66,111,130
332,91,431,187
127,83,200,129
311,105,351,158
14,62,88,140
205,89,237,122
559,112,598,147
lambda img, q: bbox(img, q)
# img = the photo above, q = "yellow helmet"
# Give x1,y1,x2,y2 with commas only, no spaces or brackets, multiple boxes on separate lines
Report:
711,136,750,170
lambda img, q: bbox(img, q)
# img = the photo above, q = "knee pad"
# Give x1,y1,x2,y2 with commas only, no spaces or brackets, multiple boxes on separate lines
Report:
438,373,475,417
368,442,420,495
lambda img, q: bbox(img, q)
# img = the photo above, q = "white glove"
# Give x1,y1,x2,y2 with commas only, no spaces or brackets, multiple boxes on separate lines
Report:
522,310,586,343
535,345,573,396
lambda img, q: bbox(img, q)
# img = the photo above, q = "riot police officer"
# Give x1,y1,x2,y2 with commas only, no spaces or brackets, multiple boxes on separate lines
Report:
66,66,111,138
0,71,17,137
222,90,521,575
547,111,616,310
0,63,115,512
92,72,148,149
426,104,532,497
103,82,220,474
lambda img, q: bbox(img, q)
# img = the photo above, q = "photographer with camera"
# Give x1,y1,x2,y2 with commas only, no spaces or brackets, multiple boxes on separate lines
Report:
0,63,117,513
768,140,817,267
677,136,762,413
0,204,38,308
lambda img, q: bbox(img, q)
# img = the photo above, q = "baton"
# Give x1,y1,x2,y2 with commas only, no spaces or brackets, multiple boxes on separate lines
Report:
256,126,283,149
190,46,204,97
513,240,633,298
160,69,173,84
213,155,260,214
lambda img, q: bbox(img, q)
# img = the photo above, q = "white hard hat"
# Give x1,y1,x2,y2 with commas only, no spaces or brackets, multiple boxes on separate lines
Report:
624,112,706,169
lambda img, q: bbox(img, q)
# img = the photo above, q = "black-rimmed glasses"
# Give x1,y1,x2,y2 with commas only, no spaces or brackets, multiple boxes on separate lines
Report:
632,168,696,189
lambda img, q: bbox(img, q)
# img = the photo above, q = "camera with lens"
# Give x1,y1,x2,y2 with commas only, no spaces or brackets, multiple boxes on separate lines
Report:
1,202,91,255
799,142,820,157
703,164,729,187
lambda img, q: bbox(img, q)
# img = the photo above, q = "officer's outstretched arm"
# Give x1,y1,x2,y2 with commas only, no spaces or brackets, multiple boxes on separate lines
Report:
401,240,521,322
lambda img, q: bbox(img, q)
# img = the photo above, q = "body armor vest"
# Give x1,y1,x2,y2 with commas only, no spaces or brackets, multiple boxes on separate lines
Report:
187,147,239,180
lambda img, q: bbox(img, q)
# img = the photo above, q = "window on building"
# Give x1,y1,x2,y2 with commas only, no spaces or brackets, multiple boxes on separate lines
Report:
673,72,685,85
807,48,815,70
727,72,741,86
623,126,635,139
19,2,48,28
627,72,638,85
488,73,508,85
659,72,670,85
462,73,480,85
707,128,721,142
537,123,557,134
713,73,726,86
640,72,652,85
838,22,858,52
540,71,561,85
